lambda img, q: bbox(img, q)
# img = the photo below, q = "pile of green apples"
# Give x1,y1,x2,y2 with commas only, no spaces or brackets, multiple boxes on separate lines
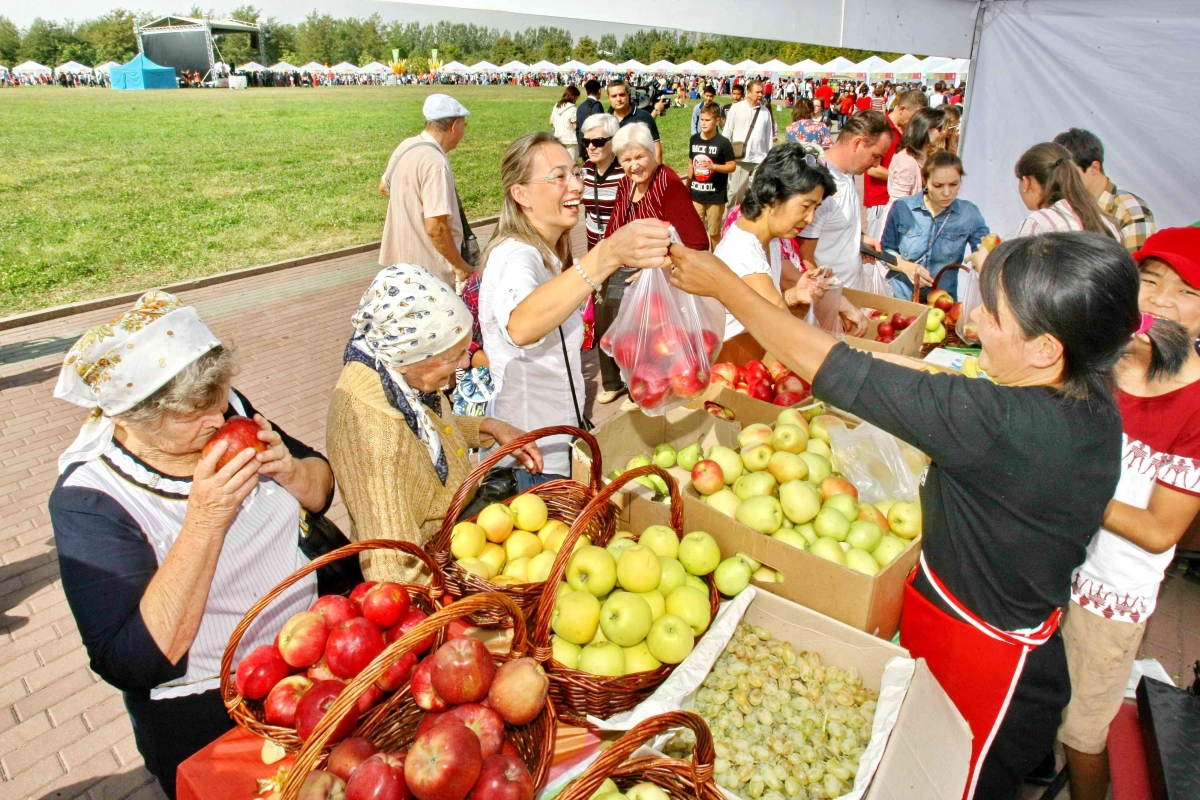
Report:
688,409,921,576
550,525,749,677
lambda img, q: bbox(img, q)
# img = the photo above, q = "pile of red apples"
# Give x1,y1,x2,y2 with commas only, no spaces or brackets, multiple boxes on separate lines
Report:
709,359,811,406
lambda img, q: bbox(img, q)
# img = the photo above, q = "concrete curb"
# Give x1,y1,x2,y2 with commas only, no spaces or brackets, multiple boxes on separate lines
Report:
0,215,501,332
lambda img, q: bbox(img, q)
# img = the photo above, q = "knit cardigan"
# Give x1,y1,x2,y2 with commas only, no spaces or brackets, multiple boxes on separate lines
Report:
326,360,489,584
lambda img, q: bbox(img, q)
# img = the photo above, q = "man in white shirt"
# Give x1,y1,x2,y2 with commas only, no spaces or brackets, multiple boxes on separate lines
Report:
722,80,778,206
797,110,895,291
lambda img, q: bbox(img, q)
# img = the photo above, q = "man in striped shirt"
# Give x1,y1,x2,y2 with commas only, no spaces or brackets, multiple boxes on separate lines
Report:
580,113,624,251
1054,127,1157,253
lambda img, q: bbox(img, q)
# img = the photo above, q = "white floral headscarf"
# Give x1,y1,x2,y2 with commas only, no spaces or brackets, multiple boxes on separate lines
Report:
54,291,221,472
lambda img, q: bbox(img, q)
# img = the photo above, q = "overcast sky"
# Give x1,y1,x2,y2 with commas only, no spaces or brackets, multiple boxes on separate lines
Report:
0,0,663,41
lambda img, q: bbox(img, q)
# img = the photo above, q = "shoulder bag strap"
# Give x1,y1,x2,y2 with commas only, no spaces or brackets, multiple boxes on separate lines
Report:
558,327,593,431
383,140,442,193
743,104,763,150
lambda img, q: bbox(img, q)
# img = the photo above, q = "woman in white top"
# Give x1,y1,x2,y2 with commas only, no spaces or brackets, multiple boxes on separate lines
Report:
716,143,837,340
1013,142,1120,240
550,85,581,162
477,132,672,487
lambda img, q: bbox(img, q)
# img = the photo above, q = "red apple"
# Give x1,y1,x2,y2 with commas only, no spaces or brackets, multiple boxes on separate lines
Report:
667,357,709,398
377,651,419,693
235,644,290,700
430,637,494,705
499,741,521,758
326,618,386,680
734,384,750,396
202,416,266,471
328,737,380,781
773,391,805,406
877,321,895,339
347,752,411,800
468,755,534,800
278,610,330,669
742,360,770,384
905,315,919,328
362,583,412,630
610,333,640,368
690,459,725,496
748,379,774,402
767,360,790,382
877,335,895,344
891,312,908,330
699,329,721,361
775,373,806,396
312,595,359,629
349,582,379,612
711,362,738,385
649,325,689,360
405,720,483,800
411,658,448,712
299,770,347,800
628,364,670,409
356,683,385,715
415,711,446,738
309,655,337,682
441,703,505,758
929,290,954,312
295,680,360,744
640,292,671,326
486,658,548,726
264,675,313,727
599,332,613,353
819,476,859,502
386,608,434,655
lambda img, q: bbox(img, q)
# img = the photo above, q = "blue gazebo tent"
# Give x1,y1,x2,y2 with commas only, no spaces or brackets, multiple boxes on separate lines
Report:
110,54,177,90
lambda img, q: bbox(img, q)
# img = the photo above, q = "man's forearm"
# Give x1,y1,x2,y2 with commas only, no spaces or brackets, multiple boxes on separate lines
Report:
866,166,889,180
425,216,472,277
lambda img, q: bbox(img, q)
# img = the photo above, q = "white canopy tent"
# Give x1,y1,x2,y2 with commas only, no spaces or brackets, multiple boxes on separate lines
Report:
617,59,647,73
439,61,469,73
588,59,618,72
299,62,330,73
556,59,587,72
929,57,969,83
646,59,675,73
468,61,499,73
529,60,557,71
360,62,389,73
888,53,924,81
732,59,761,73
237,61,267,73
94,61,121,74
499,60,528,71
330,62,361,73
13,61,51,75
851,55,892,81
788,59,823,76
816,56,856,76
758,58,791,74
914,56,952,82
702,59,736,75
675,59,704,74
55,61,93,75
269,61,298,72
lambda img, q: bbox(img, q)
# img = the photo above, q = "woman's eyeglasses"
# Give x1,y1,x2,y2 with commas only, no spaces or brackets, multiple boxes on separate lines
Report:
583,137,613,149
528,167,585,186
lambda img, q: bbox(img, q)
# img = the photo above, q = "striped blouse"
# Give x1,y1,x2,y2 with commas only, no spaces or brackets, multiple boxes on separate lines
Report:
582,159,624,251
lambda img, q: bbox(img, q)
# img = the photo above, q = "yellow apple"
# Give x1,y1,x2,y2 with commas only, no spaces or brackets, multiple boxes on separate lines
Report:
502,557,530,583
578,641,626,676
806,438,833,459
645,614,694,664
527,550,558,583
606,536,637,562
450,521,487,560
458,557,493,579
657,557,688,597
566,545,618,597
638,525,680,559
538,519,571,551
627,784,670,800
678,531,721,576
477,503,516,543
552,591,600,644
599,591,653,646
622,641,662,674
665,585,711,636
479,542,506,576
551,634,581,669
504,529,543,562
713,557,752,596
770,424,809,454
887,501,922,539
509,493,548,532
775,407,809,430
637,589,666,621
616,545,662,593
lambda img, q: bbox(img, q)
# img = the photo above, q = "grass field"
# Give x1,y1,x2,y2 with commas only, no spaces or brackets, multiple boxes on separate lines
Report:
0,85,791,315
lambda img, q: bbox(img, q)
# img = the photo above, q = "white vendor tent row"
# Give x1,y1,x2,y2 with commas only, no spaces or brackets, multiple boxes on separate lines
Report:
702,59,735,75
617,59,647,73
674,59,705,74
758,58,791,73
468,60,499,73
645,59,675,73
556,59,588,72
440,61,469,73
361,62,390,73
55,61,93,75
789,59,823,76
851,55,893,81
13,61,52,75
330,62,361,74
529,59,558,71
269,61,298,72
299,62,330,73
588,59,618,72
237,61,267,73
499,60,529,71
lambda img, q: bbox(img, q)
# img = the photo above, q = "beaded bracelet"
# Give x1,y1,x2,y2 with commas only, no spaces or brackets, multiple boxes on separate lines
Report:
574,260,602,296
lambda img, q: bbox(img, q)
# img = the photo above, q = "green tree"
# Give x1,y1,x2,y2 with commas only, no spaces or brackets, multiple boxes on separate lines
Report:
295,11,336,64
490,35,517,65
211,4,260,67
260,18,294,65
0,16,22,66
598,33,617,56
648,39,674,63
407,53,428,73
76,9,138,64
573,35,598,63
690,40,717,64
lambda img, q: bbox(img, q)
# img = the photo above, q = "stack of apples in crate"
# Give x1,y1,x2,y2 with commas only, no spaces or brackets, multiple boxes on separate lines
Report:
865,310,919,345
449,495,588,586
709,359,812,406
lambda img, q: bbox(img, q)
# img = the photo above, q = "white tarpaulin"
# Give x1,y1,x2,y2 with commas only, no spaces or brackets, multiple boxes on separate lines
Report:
961,0,1200,236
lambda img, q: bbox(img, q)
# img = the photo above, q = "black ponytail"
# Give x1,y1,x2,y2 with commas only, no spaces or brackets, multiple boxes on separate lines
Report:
1143,318,1194,381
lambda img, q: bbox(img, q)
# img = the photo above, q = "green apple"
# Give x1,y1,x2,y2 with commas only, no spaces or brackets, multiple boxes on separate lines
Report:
588,779,620,800
808,536,847,565
450,521,487,560
527,550,558,582
684,574,709,594
770,424,809,454
665,585,711,636
767,451,809,484
737,423,774,450
622,641,663,674
740,443,774,472
808,414,846,444
926,307,946,330
874,499,896,518
578,641,626,676
887,501,922,539
626,454,652,471
458,557,493,579
645,614,695,664
705,445,743,484
589,624,608,644
823,493,860,523
678,531,721,576
502,556,531,582
794,522,818,545
639,525,680,559
638,589,666,620
657,557,688,596
613,529,637,540
617,545,662,593
554,582,573,601
777,516,793,528
736,551,761,571
872,535,909,567
813,507,851,541
733,471,777,500
599,591,653,646
846,520,882,553
798,452,833,484
567,545,618,596
845,547,881,576
551,634,582,668
594,793,628,800
705,488,741,518
676,443,703,472
800,402,826,422
606,537,637,562
752,566,779,583
779,479,821,524
626,784,671,800
805,438,833,459
552,591,601,644
776,407,809,429
771,528,809,550
652,443,677,469
735,495,784,534
713,557,753,596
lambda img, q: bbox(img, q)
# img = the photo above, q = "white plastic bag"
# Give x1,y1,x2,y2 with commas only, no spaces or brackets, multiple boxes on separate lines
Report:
828,421,922,502
860,259,896,299
956,266,982,345
811,275,844,334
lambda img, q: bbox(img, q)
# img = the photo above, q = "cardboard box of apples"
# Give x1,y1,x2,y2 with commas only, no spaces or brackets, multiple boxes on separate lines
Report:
838,288,930,358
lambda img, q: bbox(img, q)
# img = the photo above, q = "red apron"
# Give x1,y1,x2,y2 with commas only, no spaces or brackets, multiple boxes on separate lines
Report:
900,553,1061,800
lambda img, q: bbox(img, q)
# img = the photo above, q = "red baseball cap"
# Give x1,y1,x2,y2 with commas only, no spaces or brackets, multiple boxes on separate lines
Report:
1133,227,1200,288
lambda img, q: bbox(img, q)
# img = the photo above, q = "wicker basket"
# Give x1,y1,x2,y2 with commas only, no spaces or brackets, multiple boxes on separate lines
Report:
555,712,723,800
429,425,616,628
278,592,557,800
530,464,721,725
220,540,447,751
917,263,973,357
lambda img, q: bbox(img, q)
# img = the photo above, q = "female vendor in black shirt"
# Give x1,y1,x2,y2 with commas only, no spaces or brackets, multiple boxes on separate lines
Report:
667,231,1140,800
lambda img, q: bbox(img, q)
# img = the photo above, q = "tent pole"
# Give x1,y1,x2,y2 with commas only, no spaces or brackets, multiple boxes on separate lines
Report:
958,0,987,155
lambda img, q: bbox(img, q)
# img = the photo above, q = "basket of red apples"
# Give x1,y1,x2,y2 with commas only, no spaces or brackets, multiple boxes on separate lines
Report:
709,359,812,407
555,711,724,800
429,426,616,629
531,465,721,725
221,540,447,751
279,592,556,800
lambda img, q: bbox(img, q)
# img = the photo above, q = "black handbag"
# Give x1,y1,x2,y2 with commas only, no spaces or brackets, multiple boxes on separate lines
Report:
299,510,364,597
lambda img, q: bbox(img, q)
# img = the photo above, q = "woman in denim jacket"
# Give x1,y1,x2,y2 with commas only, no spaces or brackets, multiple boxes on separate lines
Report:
881,150,989,301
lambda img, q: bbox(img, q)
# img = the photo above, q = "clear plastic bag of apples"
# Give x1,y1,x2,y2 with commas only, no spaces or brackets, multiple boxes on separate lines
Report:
599,231,725,416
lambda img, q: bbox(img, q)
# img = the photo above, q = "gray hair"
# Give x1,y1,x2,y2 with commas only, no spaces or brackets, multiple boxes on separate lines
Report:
426,117,462,132
581,113,619,138
115,346,237,430
613,122,656,160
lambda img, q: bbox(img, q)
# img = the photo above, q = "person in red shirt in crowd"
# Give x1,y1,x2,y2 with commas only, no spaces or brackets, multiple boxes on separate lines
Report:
814,79,834,117
862,88,931,242
855,86,872,112
837,91,856,129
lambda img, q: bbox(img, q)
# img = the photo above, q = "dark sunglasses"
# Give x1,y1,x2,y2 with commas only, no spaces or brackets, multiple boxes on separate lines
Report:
583,137,613,148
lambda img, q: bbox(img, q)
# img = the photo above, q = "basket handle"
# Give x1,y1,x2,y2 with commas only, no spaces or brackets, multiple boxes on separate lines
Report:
531,464,682,650
280,592,528,799
554,711,716,800
432,425,604,551
220,539,444,710
911,262,968,303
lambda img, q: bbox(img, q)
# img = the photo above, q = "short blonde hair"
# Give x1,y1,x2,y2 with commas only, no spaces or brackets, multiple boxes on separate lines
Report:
612,122,656,160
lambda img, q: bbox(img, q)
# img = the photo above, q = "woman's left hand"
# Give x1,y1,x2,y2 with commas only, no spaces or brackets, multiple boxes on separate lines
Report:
253,414,297,484
483,419,545,475
667,243,736,299
837,297,869,337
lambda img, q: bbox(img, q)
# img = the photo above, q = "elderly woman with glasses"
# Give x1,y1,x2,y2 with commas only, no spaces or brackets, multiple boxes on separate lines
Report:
478,131,674,485
326,264,541,583
48,292,335,798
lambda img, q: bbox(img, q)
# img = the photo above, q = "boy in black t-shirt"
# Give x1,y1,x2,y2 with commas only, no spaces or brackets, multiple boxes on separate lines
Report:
688,102,737,250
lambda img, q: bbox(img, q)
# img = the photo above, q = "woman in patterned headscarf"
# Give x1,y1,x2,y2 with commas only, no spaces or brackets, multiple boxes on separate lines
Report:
326,264,541,584
48,291,335,799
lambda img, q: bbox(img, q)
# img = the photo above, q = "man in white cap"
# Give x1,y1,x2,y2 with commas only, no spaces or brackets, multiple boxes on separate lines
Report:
378,94,473,286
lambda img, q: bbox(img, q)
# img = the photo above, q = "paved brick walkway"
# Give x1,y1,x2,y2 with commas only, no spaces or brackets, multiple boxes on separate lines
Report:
0,221,1196,799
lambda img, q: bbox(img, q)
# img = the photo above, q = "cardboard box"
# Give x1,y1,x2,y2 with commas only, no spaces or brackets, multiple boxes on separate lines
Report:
841,288,930,358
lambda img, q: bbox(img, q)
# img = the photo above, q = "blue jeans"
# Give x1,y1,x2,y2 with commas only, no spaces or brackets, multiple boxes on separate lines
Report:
516,470,568,492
